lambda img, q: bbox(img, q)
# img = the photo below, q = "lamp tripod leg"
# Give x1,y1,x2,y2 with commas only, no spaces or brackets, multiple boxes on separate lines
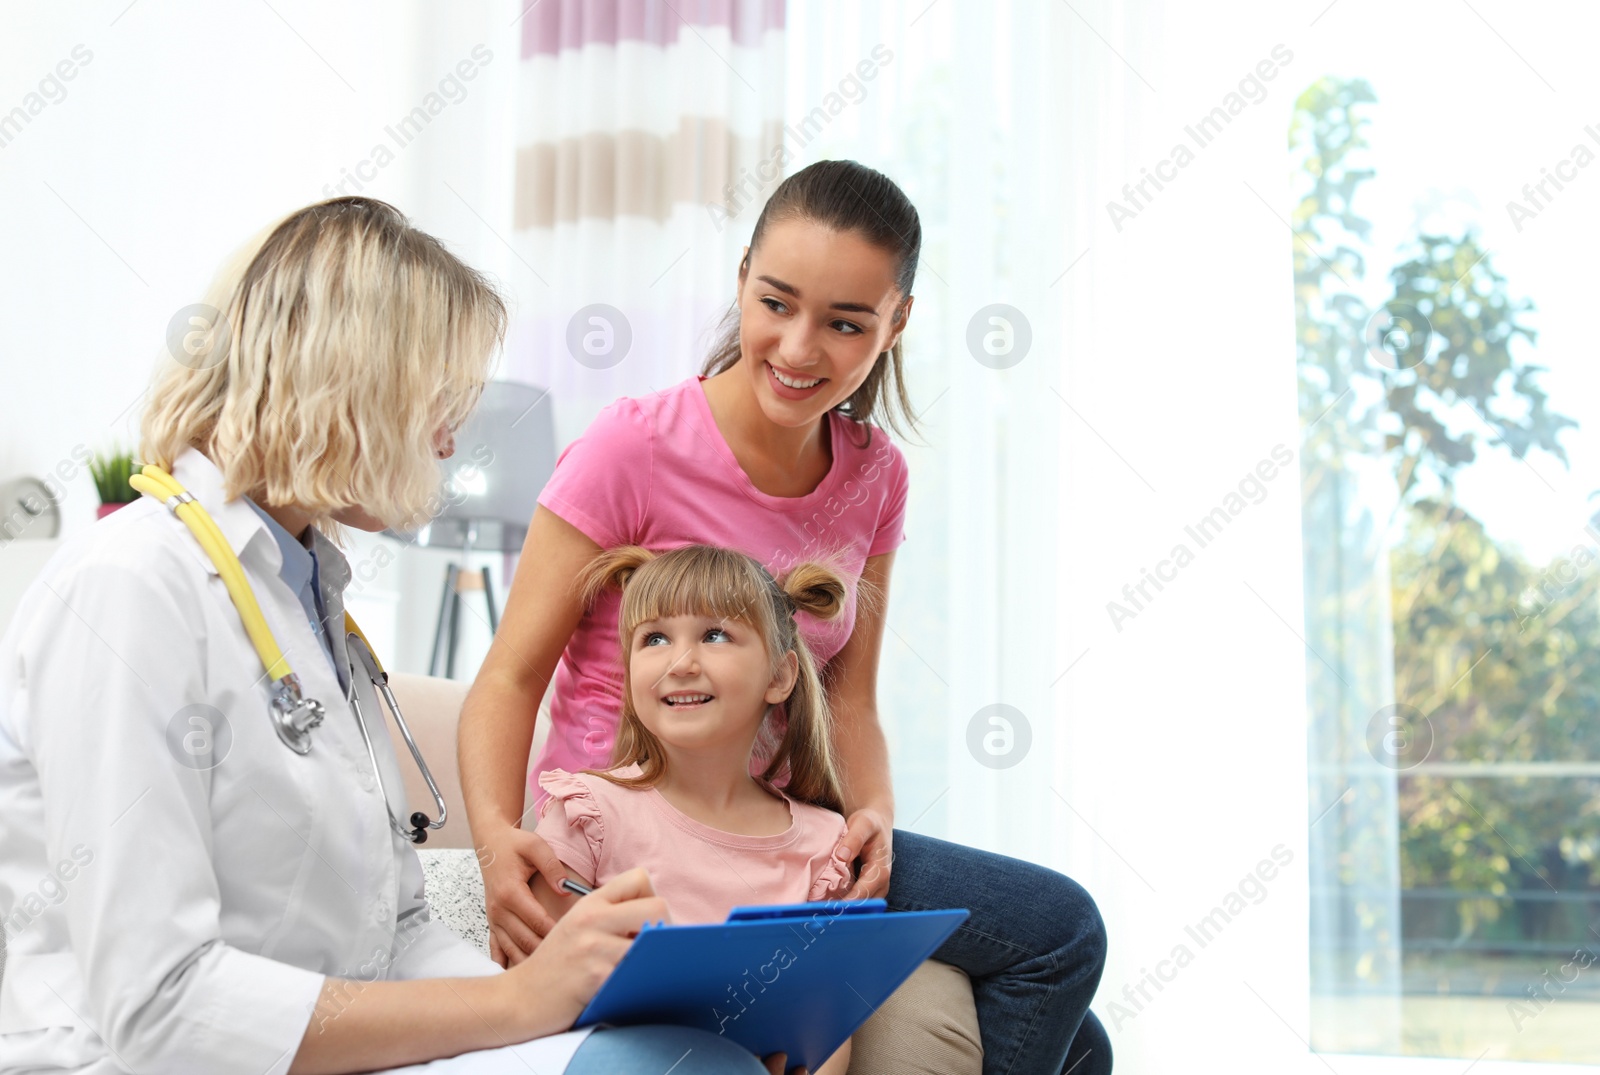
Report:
429,563,458,677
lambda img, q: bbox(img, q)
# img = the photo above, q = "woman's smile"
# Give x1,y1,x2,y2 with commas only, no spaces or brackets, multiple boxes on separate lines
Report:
765,359,830,400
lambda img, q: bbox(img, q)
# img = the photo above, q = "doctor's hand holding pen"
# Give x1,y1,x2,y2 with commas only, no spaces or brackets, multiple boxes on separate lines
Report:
500,868,676,1032
544,875,814,1075
287,869,671,1075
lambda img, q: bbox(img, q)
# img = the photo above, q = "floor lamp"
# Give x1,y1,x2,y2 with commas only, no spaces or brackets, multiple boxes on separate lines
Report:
391,381,556,678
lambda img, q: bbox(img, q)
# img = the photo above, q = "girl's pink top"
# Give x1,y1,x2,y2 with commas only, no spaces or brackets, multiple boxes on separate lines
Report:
529,374,910,811
534,764,855,924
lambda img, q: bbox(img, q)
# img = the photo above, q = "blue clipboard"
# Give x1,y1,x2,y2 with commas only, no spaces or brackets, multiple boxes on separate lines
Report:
574,898,968,1071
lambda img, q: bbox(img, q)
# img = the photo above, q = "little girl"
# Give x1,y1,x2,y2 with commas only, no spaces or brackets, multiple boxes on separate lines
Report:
530,542,861,1075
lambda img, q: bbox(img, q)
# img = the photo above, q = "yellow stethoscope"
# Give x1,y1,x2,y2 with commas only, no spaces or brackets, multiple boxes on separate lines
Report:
129,464,449,844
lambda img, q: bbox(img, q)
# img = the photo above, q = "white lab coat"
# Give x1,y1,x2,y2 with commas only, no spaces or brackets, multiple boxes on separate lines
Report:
0,448,594,1073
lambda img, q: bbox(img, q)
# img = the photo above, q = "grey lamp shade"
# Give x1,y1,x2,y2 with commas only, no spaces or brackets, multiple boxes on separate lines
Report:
389,381,556,554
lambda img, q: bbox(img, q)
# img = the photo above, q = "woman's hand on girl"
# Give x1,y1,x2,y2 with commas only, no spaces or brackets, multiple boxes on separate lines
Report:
502,867,671,1037
479,825,570,967
838,806,894,900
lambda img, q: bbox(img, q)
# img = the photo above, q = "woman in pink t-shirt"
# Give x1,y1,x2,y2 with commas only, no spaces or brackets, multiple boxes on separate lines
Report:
461,160,1110,1075
531,542,859,1073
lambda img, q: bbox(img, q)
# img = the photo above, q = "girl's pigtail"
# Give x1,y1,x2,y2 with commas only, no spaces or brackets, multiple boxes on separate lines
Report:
779,561,848,621
762,560,851,813
577,545,656,609
578,545,669,789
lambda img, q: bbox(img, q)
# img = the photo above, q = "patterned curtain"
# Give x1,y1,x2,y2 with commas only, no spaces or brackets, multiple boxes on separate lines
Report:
508,0,789,442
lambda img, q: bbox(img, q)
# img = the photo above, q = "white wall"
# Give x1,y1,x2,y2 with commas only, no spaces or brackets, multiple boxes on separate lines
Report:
0,0,525,673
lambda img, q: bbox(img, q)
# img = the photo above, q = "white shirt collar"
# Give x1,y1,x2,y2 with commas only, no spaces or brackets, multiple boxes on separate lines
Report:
165,446,351,592
242,495,316,595
167,446,275,575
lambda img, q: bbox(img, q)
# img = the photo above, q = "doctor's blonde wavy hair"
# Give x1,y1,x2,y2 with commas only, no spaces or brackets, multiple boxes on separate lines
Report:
140,197,505,533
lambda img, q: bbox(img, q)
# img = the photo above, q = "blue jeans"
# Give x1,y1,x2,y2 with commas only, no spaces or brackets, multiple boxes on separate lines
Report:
566,1024,767,1073
886,830,1111,1075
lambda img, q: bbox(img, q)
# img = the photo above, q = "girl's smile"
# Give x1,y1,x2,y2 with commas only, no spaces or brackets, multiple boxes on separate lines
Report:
660,690,715,709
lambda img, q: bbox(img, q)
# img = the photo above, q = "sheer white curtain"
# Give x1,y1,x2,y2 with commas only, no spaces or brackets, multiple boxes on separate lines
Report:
1038,3,1318,1069
788,2,1337,1071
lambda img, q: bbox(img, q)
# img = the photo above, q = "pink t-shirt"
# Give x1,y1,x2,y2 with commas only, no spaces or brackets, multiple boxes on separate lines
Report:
535,765,854,924
530,374,911,811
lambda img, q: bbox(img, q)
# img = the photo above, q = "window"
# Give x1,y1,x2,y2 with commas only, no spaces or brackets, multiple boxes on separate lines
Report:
1293,24,1600,1062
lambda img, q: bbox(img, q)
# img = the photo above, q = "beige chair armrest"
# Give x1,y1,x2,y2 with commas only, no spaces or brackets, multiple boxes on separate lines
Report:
385,672,550,850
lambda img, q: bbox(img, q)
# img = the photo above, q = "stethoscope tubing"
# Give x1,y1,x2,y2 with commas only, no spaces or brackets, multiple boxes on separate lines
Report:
345,630,449,843
131,464,448,844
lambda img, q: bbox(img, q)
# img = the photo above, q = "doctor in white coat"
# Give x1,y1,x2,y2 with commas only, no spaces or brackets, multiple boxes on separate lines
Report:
0,198,783,1075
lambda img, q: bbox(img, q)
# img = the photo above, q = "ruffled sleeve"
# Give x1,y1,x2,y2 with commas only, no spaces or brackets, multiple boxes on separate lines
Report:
534,769,606,882
808,814,856,902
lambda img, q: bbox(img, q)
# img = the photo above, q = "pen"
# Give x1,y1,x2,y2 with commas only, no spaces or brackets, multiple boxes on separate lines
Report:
559,877,593,897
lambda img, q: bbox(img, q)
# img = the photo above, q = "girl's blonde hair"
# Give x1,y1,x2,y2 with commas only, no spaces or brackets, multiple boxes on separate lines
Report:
139,196,505,533
579,544,854,812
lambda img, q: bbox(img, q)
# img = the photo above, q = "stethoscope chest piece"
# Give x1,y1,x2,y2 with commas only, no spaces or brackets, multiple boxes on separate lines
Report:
269,673,326,755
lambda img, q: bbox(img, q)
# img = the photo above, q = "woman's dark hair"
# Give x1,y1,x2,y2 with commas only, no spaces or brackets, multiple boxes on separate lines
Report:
700,159,922,446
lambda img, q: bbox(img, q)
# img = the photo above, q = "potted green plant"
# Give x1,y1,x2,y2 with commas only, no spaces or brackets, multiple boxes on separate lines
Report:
89,448,138,519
